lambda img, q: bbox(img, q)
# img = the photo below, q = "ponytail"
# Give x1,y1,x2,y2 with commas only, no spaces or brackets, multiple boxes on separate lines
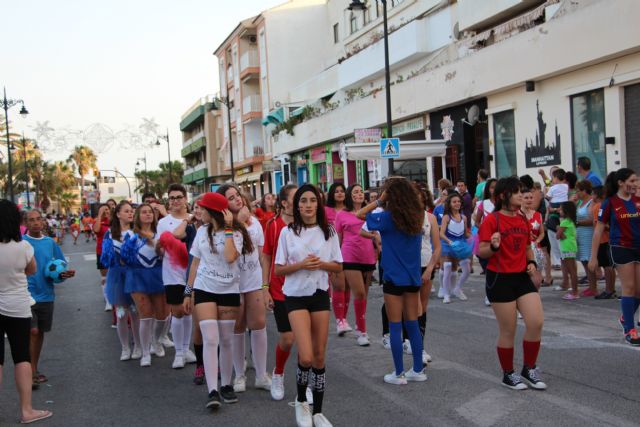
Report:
605,168,635,198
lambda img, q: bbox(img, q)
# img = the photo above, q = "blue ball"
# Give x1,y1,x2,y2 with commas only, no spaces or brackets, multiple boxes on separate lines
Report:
45,259,68,283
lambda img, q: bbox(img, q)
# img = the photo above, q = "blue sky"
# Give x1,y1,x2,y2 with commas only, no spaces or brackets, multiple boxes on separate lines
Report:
3,0,283,175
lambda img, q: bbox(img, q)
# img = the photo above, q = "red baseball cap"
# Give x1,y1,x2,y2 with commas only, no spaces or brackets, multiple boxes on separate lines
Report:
197,192,228,212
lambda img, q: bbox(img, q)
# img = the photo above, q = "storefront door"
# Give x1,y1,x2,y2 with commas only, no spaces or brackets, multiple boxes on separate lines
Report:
624,83,640,172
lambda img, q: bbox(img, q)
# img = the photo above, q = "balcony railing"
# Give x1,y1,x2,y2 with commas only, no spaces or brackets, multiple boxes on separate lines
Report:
242,95,261,115
240,50,259,73
182,130,204,148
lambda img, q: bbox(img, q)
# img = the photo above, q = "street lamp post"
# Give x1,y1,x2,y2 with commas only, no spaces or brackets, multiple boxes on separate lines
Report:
156,128,172,183
2,87,29,202
17,132,32,207
136,154,148,193
349,0,394,176
216,97,235,182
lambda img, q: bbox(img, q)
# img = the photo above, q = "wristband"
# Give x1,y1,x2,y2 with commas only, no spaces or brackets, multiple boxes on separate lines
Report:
527,260,538,269
183,285,193,296
490,243,500,252
224,227,233,233
261,283,270,289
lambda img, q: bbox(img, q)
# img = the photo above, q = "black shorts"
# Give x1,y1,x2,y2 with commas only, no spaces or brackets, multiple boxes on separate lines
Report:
597,243,612,268
31,302,54,332
342,262,376,272
285,290,330,313
273,300,292,333
96,255,107,270
383,280,421,296
0,314,31,365
485,271,537,303
610,245,640,266
193,289,240,307
165,284,186,305
539,232,550,249
420,266,436,281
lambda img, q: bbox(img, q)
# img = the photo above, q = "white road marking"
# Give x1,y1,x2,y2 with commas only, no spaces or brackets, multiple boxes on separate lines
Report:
455,389,522,427
83,254,97,261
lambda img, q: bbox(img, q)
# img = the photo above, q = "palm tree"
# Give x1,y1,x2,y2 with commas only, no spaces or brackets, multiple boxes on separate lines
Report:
60,192,77,214
41,161,76,212
68,145,97,204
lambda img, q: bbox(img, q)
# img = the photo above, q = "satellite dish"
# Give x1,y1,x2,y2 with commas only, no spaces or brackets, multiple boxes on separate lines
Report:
452,22,460,41
462,105,481,126
274,101,282,108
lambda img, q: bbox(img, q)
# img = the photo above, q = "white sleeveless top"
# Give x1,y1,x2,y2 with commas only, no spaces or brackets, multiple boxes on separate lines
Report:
421,212,433,267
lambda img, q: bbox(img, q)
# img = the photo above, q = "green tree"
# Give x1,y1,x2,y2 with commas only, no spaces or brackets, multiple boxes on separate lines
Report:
60,192,78,214
41,161,76,211
134,161,184,198
68,145,97,203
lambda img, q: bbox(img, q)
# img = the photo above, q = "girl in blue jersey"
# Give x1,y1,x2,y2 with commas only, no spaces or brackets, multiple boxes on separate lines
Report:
439,193,471,304
101,201,142,362
589,168,640,346
121,204,165,367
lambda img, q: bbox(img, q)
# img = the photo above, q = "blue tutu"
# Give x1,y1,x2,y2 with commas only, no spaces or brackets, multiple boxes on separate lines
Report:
105,264,133,306
124,265,164,295
441,237,473,259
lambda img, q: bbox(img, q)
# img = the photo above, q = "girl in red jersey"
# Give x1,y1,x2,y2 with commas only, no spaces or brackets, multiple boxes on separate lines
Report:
478,177,546,391
589,168,640,346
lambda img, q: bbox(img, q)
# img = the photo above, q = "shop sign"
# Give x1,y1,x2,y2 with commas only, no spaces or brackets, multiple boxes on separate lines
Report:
235,166,253,176
524,100,562,168
262,160,280,172
355,128,382,144
392,117,424,137
333,164,344,180
441,115,455,142
310,147,326,163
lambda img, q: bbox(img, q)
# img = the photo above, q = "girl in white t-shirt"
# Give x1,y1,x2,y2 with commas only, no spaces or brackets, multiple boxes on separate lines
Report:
187,192,253,410
274,184,342,427
216,184,270,393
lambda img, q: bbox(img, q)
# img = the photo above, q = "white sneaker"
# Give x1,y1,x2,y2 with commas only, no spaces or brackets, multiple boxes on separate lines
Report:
443,295,451,304
233,375,247,393
484,296,491,306
255,373,272,391
403,339,412,355
184,349,197,364
383,371,407,385
172,354,185,369
151,342,165,358
306,386,314,405
381,334,391,350
295,401,313,427
356,333,370,347
270,370,285,400
120,347,131,361
405,368,428,382
437,286,445,299
312,413,333,427
336,319,350,336
131,346,142,360
453,289,468,301
422,350,432,364
159,336,174,348
104,302,112,312
140,355,151,367
342,320,353,333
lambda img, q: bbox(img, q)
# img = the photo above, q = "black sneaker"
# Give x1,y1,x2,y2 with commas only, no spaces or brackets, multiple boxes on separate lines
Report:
206,390,221,409
521,365,547,390
220,385,238,403
501,371,527,390
624,329,640,346
594,291,616,300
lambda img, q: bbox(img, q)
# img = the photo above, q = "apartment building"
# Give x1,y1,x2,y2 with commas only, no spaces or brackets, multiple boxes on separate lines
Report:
214,0,331,197
267,0,640,192
180,97,228,196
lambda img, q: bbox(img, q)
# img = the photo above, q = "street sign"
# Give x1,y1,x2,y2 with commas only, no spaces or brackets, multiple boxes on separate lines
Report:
380,138,400,159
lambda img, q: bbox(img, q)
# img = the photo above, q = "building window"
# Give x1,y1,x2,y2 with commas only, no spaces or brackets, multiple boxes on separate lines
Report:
108,186,114,194
571,89,606,180
333,23,339,43
350,13,358,34
493,110,517,177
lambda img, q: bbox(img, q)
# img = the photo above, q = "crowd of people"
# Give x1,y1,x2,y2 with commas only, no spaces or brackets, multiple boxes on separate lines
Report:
2,155,639,426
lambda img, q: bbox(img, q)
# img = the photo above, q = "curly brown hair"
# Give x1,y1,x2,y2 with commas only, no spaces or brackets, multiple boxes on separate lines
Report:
380,177,424,235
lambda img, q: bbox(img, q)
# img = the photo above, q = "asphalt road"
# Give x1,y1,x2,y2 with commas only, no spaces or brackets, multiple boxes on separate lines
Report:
1,236,639,426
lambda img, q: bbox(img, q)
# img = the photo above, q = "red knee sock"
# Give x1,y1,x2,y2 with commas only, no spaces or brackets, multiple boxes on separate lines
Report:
523,340,541,368
331,290,345,320
354,298,367,333
496,347,514,373
274,344,290,375
343,291,351,318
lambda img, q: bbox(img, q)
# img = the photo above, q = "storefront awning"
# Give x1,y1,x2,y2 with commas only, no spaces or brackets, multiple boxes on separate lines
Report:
343,140,447,161
236,171,263,184
261,107,284,126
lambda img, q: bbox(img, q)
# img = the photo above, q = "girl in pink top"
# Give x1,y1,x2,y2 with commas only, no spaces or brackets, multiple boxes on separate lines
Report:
325,183,353,335
335,184,377,346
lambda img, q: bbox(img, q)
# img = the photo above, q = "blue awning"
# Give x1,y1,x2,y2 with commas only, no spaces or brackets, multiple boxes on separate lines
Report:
261,107,284,126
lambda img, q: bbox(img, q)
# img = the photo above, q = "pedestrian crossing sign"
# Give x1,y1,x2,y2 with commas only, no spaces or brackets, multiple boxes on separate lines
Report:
380,138,400,159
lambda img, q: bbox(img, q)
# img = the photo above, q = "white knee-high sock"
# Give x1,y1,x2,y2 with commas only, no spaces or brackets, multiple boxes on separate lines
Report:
116,314,130,350
442,262,453,297
455,259,471,292
251,327,268,379
232,333,246,377
218,320,236,387
139,318,153,357
200,320,219,394
153,318,166,346
182,314,193,351
162,314,171,340
171,317,185,355
129,309,141,350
